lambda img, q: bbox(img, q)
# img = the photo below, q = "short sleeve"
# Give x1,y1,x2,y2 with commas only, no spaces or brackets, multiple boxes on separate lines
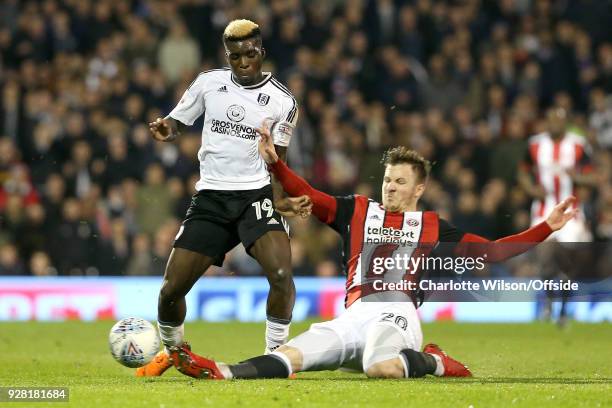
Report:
434,218,467,258
328,195,356,233
438,219,466,242
168,74,207,126
271,98,298,147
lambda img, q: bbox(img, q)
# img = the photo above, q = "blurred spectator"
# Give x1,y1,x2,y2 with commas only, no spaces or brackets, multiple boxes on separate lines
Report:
126,233,153,276
136,163,174,236
0,243,25,275
315,260,339,277
290,240,312,277
589,88,612,149
29,251,57,276
151,219,180,276
97,217,131,275
103,133,139,189
50,198,98,275
16,203,48,260
0,0,610,277
423,54,462,114
0,138,39,211
1,80,21,140
158,20,201,83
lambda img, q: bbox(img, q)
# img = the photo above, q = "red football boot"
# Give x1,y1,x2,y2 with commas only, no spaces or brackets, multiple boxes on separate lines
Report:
136,343,191,377
423,343,472,377
168,344,225,380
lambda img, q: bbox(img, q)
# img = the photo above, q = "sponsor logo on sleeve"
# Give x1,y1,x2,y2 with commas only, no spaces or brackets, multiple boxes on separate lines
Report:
276,123,292,136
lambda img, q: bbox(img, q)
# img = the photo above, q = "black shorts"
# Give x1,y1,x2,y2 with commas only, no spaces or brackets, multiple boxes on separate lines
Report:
173,185,289,266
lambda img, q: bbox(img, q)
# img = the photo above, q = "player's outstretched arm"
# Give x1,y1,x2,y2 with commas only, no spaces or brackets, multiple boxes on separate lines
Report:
257,123,337,224
148,117,186,142
455,197,577,262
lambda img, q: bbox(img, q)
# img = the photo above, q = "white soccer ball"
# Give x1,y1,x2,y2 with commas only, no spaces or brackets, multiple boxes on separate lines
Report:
109,317,161,368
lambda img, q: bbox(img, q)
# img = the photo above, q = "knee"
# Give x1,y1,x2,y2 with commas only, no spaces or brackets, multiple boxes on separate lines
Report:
266,267,294,290
365,360,405,379
159,278,181,305
275,345,303,372
362,323,407,378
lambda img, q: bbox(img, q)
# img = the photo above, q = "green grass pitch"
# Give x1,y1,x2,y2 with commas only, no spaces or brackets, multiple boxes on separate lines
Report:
0,321,610,407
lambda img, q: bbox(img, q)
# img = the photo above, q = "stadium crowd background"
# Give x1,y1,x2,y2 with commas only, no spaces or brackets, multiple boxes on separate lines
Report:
0,0,611,278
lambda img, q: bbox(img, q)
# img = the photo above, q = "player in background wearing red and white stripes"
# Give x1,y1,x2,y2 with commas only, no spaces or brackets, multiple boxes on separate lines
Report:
167,123,577,381
519,107,595,242
518,107,597,325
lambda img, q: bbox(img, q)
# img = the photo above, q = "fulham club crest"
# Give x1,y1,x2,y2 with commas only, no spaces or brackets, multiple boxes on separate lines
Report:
257,93,270,106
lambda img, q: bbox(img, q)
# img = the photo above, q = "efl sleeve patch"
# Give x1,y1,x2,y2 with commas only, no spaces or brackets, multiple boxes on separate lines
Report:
272,120,295,147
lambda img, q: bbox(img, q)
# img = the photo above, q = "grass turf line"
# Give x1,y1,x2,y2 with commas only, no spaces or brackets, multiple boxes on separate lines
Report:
0,321,610,408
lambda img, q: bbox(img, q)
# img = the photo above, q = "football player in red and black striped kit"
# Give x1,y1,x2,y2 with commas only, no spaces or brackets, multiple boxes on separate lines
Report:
167,122,578,380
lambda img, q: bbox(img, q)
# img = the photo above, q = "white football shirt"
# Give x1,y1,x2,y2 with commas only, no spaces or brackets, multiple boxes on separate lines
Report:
169,68,298,190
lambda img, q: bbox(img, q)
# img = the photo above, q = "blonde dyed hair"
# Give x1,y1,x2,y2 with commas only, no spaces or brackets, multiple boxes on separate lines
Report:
223,19,261,42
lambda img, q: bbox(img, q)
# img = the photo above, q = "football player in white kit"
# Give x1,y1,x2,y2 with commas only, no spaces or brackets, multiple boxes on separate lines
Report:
136,20,312,377
167,124,578,380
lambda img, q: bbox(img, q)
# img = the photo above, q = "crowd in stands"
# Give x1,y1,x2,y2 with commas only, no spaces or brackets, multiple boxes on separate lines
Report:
1,0,611,277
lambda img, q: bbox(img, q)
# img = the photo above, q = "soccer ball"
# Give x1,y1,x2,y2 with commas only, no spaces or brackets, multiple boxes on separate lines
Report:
109,317,161,368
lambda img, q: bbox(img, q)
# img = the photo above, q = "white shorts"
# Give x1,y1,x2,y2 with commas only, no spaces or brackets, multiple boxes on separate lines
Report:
286,300,422,373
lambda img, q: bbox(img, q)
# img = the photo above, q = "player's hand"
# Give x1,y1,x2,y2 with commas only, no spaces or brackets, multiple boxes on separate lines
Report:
275,196,312,218
256,121,279,164
545,196,578,231
149,117,176,142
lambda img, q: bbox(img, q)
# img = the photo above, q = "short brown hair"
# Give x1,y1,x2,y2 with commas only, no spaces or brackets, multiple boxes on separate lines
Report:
382,146,431,182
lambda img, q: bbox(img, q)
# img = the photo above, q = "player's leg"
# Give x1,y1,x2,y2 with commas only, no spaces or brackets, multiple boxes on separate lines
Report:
157,247,217,345
156,188,241,348
239,187,295,353
361,307,471,378
223,317,349,378
362,323,439,379
158,215,237,346
361,306,425,378
170,319,355,379
137,217,236,377
136,247,216,377
249,230,295,352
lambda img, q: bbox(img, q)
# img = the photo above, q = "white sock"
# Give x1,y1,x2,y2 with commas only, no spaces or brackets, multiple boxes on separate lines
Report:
157,321,184,352
265,317,290,354
218,363,233,379
431,353,444,376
